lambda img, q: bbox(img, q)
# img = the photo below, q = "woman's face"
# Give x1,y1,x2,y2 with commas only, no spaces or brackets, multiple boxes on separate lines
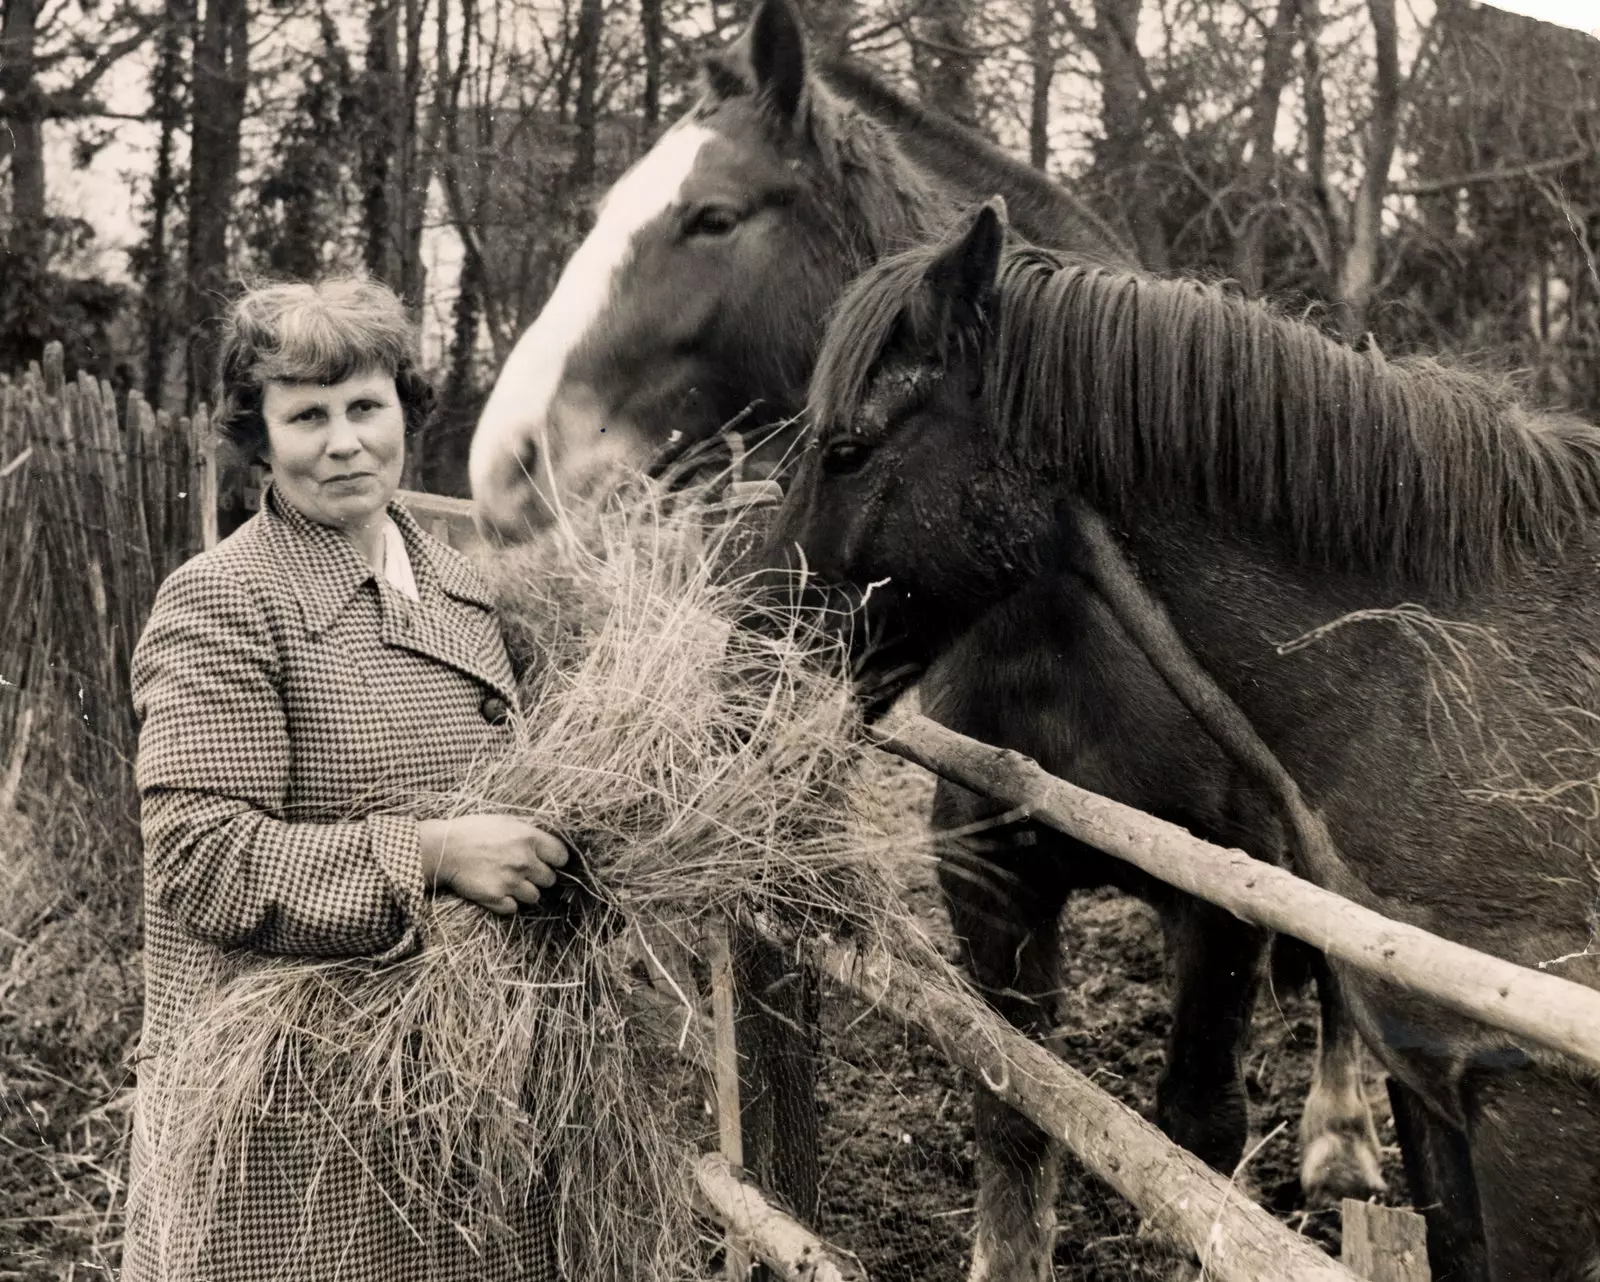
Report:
260,368,405,533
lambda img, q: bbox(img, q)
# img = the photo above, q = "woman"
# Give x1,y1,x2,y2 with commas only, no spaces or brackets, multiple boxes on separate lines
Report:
124,277,565,1280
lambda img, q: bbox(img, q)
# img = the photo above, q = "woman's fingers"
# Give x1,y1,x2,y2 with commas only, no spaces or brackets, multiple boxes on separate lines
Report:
520,858,557,890
486,893,520,916
508,877,544,906
530,829,570,869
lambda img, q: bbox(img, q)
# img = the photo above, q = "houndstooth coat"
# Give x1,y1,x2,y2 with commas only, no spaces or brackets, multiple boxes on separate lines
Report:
123,484,554,1282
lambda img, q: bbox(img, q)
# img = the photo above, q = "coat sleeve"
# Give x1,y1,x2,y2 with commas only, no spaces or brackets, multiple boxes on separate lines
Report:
131,557,425,961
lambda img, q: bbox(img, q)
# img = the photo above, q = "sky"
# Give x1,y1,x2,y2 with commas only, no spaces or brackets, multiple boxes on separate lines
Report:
1487,0,1600,32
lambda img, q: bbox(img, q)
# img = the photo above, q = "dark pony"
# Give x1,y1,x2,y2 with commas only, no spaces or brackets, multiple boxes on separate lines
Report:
775,198,1600,1282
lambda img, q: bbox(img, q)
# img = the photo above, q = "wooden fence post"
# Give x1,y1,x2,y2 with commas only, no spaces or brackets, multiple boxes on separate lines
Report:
707,918,752,1282
193,407,218,551
1341,1200,1431,1282
732,925,822,1235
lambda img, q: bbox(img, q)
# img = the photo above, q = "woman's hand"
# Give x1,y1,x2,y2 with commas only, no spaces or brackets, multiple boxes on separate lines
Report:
417,815,572,915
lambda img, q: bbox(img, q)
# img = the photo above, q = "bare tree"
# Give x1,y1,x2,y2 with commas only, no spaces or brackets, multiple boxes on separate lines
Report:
912,0,979,127
141,0,190,407
185,0,249,404
359,0,433,307
0,0,46,261
1059,0,1169,269
1334,0,1400,335
573,0,604,191
1231,0,1302,291
642,0,662,128
1029,0,1054,170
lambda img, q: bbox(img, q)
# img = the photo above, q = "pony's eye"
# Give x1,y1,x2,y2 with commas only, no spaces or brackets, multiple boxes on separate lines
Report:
821,439,872,477
686,205,742,237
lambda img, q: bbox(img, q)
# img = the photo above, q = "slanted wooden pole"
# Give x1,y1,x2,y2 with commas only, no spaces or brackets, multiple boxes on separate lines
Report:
1341,1200,1430,1282
876,713,1600,1074
810,937,1366,1282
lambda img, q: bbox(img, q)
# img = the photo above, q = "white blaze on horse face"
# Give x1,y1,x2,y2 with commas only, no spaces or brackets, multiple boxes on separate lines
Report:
470,121,718,532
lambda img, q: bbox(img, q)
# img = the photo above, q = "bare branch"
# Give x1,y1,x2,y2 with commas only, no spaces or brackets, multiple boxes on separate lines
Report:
1393,146,1598,197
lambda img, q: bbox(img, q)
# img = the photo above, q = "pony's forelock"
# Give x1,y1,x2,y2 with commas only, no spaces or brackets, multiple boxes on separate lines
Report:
808,251,938,435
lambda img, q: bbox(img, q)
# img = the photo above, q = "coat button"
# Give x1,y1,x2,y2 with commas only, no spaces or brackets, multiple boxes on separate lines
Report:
480,693,510,726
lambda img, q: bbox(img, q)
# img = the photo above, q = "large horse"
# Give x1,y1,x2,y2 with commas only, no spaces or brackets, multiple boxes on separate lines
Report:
466,0,1386,1264
764,198,1600,1282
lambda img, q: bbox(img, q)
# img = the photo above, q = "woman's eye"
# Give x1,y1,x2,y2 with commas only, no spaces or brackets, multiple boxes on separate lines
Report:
686,206,742,238
821,439,872,477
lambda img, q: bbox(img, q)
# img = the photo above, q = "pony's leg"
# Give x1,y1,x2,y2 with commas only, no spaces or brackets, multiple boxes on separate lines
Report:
1461,1059,1600,1282
933,780,1074,1282
1154,892,1267,1175
1298,952,1387,1203
1386,1077,1487,1282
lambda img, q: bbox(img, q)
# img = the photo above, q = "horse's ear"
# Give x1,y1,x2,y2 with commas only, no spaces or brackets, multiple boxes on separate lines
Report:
747,0,807,125
925,197,1008,318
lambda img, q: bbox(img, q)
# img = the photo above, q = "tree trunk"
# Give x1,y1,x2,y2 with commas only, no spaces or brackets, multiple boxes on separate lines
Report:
572,0,603,192
1028,0,1054,171
1090,0,1168,270
1,0,46,262
142,0,189,409
185,0,249,407
1301,0,1345,294
396,0,429,308
361,0,400,288
1334,0,1400,337
1231,0,1301,291
912,0,978,128
641,0,662,129
422,245,482,496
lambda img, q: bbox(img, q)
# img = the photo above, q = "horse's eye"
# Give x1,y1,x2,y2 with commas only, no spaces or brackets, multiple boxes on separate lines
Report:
686,205,742,237
821,439,872,477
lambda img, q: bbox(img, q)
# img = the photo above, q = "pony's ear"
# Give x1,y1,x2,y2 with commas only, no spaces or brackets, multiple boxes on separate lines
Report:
747,0,807,125
925,197,1008,318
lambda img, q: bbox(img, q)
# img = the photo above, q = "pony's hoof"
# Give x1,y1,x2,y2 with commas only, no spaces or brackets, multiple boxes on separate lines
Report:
1300,1129,1387,1206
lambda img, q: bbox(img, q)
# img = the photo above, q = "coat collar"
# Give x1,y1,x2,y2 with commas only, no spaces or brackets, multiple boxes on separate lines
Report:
262,482,496,635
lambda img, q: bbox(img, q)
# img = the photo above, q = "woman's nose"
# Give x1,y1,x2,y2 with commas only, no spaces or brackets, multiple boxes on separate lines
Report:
326,414,362,455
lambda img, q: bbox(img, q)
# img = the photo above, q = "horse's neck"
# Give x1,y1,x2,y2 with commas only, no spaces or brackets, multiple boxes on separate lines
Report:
819,58,1135,264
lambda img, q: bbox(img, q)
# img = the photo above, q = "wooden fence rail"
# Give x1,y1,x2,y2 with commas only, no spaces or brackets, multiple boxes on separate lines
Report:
878,712,1600,1075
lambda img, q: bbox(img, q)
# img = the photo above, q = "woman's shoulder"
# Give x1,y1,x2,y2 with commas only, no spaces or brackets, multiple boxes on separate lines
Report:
157,513,281,598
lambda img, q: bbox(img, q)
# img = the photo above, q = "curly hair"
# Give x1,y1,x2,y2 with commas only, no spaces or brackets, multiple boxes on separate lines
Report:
212,276,437,457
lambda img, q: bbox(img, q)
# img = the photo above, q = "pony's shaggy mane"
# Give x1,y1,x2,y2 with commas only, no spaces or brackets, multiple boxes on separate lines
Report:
812,243,1600,594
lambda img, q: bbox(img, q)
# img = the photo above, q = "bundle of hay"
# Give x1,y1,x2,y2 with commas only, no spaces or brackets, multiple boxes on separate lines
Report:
140,484,956,1281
